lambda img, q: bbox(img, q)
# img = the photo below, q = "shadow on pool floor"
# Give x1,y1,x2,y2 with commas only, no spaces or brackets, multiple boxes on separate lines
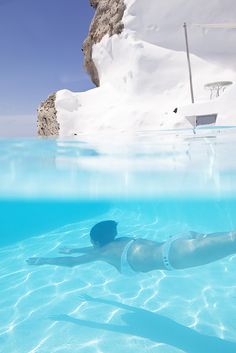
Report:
50,296,236,353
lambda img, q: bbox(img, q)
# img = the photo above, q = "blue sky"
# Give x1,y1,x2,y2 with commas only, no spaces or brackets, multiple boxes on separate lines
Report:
0,0,94,121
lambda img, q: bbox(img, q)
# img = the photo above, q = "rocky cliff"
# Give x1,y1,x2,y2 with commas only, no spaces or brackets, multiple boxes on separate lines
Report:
37,0,125,136
37,93,59,136
83,0,126,87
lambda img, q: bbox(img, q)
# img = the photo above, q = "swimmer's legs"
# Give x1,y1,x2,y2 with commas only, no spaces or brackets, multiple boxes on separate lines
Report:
170,232,236,269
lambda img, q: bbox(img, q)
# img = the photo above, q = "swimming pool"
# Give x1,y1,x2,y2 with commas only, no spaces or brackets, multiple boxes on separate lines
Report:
0,128,236,353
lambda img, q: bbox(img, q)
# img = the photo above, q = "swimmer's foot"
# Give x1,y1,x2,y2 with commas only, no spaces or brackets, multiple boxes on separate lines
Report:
26,257,47,266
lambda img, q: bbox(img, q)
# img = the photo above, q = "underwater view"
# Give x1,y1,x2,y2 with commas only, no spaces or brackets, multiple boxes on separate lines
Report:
1,128,236,353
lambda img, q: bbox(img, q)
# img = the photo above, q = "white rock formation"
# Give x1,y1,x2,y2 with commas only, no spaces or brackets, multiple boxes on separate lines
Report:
38,0,236,136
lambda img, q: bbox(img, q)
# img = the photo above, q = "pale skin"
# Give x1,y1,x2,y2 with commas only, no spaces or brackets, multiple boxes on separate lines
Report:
26,231,236,273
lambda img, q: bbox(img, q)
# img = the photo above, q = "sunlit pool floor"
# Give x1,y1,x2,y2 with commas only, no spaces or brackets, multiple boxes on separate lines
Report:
1,207,236,353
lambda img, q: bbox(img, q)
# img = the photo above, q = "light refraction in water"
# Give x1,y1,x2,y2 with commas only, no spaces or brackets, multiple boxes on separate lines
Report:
0,128,236,353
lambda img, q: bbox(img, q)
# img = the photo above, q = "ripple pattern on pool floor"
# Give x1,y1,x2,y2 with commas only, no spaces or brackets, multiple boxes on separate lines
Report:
1,208,236,353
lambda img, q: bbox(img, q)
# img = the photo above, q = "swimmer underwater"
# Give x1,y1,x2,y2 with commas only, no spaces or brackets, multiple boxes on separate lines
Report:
26,220,236,275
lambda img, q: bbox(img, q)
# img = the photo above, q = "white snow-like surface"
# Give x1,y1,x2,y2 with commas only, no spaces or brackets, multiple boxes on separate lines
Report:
56,0,236,136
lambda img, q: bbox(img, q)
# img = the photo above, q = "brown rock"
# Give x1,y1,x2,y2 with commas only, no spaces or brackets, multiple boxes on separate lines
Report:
83,0,126,86
37,0,126,136
37,93,59,136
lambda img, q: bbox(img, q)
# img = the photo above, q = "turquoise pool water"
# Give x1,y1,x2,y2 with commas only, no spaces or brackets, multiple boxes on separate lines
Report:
0,128,236,353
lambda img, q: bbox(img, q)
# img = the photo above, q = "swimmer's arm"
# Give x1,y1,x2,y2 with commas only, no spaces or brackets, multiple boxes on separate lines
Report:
59,246,94,254
70,247,94,254
26,253,99,267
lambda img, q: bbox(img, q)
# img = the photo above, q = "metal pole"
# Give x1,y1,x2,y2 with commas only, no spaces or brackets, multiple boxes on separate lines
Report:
183,22,195,104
